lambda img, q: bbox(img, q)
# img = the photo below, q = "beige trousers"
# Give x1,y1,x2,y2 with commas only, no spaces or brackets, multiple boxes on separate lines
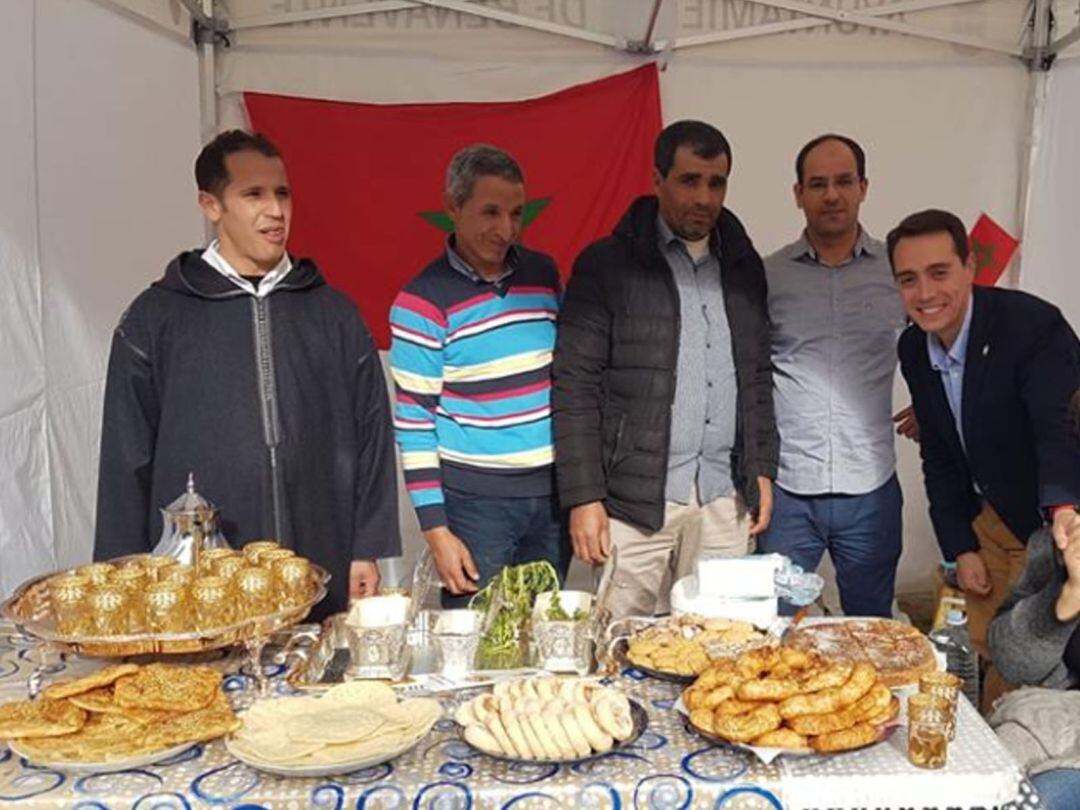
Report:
599,491,751,620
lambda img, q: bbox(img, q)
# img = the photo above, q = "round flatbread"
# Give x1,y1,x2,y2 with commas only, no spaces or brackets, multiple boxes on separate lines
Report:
0,699,87,739
284,706,387,744
114,663,220,712
44,664,139,701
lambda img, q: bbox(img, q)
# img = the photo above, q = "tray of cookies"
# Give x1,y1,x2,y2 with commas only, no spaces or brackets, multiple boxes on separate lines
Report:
680,645,900,761
608,614,773,682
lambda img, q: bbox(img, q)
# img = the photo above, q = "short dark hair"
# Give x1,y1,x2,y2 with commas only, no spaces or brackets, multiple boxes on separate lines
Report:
795,134,866,183
654,120,732,177
886,209,970,268
195,130,281,197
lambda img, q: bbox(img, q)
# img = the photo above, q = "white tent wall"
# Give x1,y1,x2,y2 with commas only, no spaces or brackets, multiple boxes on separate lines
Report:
214,1,1032,600
1018,55,1080,332
0,0,202,596
0,0,1069,606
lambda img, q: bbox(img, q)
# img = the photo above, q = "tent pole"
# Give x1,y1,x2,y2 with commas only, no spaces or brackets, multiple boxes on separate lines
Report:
1012,0,1054,289
197,0,217,145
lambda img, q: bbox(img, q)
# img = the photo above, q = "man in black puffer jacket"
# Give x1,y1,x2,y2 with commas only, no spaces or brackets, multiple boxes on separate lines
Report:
553,120,778,618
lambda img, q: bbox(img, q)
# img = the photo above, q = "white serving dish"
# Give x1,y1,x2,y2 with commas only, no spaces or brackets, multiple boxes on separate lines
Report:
671,574,778,627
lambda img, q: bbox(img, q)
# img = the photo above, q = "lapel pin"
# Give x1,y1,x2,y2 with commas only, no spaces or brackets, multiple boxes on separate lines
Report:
982,344,990,356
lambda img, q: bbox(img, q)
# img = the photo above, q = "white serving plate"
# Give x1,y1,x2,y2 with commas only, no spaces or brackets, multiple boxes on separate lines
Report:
224,728,427,778
5,740,195,774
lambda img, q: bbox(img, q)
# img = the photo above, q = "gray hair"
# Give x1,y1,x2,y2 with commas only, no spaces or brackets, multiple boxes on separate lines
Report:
445,144,525,207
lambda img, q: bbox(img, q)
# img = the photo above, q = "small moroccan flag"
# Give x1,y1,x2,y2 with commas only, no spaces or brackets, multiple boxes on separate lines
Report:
245,65,661,348
969,213,1019,287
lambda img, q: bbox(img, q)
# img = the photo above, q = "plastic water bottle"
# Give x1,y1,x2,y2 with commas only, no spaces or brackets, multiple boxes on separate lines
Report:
929,609,980,707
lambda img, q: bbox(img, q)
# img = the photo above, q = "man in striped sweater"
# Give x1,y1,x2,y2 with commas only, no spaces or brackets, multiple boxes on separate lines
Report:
390,144,569,604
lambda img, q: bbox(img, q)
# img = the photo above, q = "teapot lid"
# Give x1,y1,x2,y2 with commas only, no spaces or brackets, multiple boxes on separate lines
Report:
163,473,217,517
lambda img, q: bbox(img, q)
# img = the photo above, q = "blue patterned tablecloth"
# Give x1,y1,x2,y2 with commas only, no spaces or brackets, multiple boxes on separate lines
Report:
0,625,1042,810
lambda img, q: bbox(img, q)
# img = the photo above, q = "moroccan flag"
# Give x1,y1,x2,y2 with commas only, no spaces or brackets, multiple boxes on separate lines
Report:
245,65,662,348
969,213,1019,287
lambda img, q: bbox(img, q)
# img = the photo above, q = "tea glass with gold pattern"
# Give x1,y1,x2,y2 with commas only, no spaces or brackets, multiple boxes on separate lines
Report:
110,565,148,633
907,693,950,769
919,671,962,740
272,556,312,609
142,556,178,583
198,548,236,576
214,555,246,582
50,574,92,635
243,541,280,567
77,563,115,588
163,564,196,589
145,581,190,634
192,576,234,631
257,548,294,569
235,566,273,619
90,585,129,636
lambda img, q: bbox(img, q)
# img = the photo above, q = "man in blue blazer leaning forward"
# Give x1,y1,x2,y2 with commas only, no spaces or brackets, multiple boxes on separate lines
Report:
891,208,1080,709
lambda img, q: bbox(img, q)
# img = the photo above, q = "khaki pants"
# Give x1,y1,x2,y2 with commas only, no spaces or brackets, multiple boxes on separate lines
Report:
966,503,1027,713
599,491,751,620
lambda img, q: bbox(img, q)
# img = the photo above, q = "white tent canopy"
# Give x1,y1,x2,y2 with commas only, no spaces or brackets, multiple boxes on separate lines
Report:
1,0,1076,600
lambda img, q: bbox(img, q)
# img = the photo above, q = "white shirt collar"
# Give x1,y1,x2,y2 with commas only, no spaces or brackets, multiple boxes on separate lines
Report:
202,240,292,299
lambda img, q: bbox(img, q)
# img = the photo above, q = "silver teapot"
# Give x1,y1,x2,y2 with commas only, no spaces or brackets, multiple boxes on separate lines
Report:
152,473,230,568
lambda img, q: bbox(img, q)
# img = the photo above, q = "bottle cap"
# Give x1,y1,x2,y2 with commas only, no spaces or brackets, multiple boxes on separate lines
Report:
946,608,967,626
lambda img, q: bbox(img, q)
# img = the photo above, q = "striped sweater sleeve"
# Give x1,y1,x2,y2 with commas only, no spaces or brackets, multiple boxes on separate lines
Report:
389,290,448,531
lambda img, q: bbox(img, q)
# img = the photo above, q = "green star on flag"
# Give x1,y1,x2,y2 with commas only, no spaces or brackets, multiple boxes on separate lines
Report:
419,198,552,233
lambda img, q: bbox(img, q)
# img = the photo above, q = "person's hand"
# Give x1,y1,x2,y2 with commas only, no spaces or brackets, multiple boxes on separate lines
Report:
349,559,380,599
893,405,920,442
569,501,610,565
748,476,773,536
955,551,992,597
423,527,479,595
1051,508,1080,553
1054,513,1080,621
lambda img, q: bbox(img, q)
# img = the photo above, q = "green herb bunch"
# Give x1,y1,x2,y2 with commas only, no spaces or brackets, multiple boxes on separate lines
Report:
469,560,560,669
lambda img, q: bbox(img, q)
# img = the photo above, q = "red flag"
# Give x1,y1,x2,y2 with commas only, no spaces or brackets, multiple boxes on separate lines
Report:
245,66,662,348
969,213,1019,287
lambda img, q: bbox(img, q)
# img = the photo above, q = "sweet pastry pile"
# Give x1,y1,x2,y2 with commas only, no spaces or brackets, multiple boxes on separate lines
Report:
455,676,637,760
684,645,899,753
783,619,937,687
0,663,239,763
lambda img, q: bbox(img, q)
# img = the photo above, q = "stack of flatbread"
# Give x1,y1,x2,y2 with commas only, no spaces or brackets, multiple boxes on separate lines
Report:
228,682,441,770
0,663,240,764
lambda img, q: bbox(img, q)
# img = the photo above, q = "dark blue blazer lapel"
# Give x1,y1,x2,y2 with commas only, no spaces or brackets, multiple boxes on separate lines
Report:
961,286,994,456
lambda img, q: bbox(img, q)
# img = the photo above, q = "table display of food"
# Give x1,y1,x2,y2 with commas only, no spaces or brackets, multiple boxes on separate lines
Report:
0,546,1044,810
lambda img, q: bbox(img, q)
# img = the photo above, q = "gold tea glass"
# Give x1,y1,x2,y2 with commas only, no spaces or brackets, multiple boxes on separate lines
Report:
198,548,236,576
192,576,234,631
145,581,190,634
142,556,179,583
110,565,147,633
78,563,115,588
271,556,311,608
919,671,962,740
49,574,92,635
214,555,247,582
907,693,950,769
243,541,280,567
163,564,196,588
257,548,294,569
90,585,128,636
235,566,273,619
